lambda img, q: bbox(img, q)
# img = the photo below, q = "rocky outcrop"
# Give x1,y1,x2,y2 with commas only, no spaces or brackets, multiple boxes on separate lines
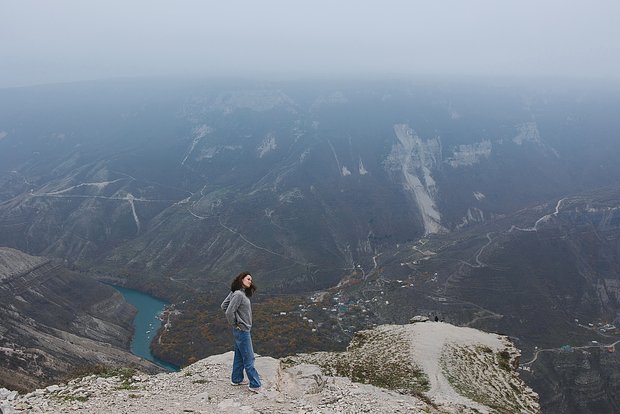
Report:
291,322,539,413
522,348,620,414
0,248,162,393
0,248,48,281
1,322,539,413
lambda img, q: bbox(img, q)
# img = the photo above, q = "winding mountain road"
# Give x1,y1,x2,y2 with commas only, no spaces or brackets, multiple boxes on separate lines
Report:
522,338,620,366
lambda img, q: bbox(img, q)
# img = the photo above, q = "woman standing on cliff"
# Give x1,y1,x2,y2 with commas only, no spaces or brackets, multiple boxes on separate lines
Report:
221,271,262,392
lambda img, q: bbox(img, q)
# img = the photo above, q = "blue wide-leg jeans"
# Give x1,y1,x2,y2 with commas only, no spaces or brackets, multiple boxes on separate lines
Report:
232,328,261,389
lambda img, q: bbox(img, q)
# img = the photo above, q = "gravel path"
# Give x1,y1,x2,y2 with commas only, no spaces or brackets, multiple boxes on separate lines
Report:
408,322,503,412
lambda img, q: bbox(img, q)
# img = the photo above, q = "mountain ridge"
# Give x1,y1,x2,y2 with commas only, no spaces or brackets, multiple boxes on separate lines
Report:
0,247,162,393
2,78,620,412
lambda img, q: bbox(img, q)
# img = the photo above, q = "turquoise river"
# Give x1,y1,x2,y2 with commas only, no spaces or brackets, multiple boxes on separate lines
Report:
113,286,179,372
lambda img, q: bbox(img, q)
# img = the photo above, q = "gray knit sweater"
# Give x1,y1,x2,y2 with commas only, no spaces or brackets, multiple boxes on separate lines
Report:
221,290,253,331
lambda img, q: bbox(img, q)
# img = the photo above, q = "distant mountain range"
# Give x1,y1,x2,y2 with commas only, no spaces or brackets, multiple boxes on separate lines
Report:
1,77,620,412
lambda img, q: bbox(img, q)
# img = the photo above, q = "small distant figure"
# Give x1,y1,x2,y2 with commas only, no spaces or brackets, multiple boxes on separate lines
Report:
221,271,262,392
434,315,439,322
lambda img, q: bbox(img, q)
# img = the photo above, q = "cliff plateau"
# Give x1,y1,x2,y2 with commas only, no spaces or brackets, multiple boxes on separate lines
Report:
1,322,539,414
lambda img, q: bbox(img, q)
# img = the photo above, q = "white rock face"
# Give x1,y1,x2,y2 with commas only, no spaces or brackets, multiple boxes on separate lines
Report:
182,121,245,163
0,248,48,281
511,121,561,158
446,140,492,167
0,387,18,400
4,323,539,414
278,188,303,203
196,145,241,160
513,122,542,145
182,124,213,165
387,124,446,235
456,207,485,229
358,158,368,175
0,388,17,414
599,279,620,303
257,134,277,158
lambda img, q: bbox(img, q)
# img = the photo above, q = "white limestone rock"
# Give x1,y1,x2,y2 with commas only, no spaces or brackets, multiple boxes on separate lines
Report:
3,323,540,413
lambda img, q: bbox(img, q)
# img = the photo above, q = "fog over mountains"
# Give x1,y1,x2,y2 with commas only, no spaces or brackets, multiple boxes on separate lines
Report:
1,77,620,412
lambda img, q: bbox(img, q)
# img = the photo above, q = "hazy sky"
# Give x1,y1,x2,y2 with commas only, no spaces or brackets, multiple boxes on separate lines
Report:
2,1,620,87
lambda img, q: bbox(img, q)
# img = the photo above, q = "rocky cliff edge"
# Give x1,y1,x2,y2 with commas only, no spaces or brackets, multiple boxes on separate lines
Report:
1,322,540,414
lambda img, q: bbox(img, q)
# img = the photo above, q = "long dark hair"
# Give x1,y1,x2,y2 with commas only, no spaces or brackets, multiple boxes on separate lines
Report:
230,271,256,297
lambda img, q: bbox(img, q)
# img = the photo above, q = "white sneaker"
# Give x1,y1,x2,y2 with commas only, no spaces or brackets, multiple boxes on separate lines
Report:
231,379,249,386
248,386,262,393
